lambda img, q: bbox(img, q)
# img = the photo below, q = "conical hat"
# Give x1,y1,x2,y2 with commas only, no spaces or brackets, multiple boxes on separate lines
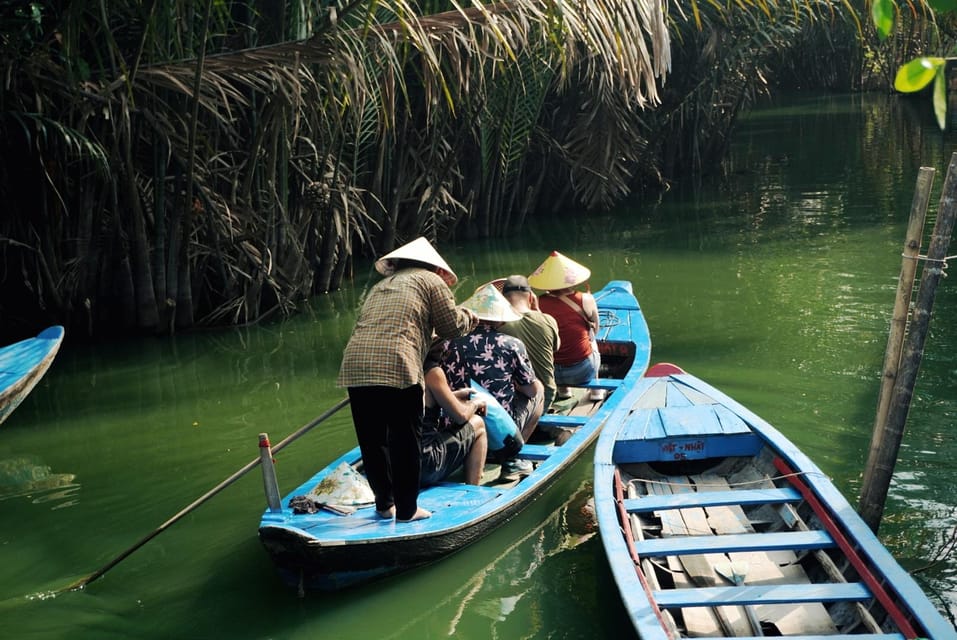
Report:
527,251,590,290
375,237,458,285
461,284,521,322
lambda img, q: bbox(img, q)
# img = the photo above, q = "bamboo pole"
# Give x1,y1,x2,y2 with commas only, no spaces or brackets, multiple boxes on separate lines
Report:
64,397,350,591
859,153,957,532
860,167,934,497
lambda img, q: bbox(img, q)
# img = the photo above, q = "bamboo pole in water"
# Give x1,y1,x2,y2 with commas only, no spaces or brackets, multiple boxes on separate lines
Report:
859,166,934,518
860,153,957,532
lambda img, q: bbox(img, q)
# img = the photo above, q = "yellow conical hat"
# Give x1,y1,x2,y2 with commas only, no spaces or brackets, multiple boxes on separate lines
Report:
375,237,458,285
527,251,590,291
461,284,521,322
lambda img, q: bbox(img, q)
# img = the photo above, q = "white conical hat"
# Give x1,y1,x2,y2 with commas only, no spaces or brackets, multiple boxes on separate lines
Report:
375,237,458,285
527,251,590,290
461,284,521,322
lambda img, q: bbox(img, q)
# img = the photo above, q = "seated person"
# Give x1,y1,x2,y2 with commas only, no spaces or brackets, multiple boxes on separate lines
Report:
528,251,603,401
442,284,544,480
499,274,561,414
421,342,489,486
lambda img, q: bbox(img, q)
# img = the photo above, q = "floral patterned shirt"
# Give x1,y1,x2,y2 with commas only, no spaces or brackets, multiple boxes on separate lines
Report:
442,324,537,418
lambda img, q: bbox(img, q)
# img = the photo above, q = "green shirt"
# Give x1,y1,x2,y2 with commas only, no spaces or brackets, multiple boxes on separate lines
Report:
337,268,473,389
501,310,560,400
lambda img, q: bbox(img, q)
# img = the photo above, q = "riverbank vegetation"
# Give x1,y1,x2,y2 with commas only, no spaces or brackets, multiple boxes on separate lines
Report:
0,0,950,338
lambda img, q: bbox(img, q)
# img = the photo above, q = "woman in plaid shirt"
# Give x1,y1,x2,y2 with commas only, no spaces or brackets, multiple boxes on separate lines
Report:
337,238,476,522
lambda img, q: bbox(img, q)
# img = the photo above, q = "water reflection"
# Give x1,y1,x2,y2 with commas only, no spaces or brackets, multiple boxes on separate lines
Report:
384,481,599,639
0,455,79,508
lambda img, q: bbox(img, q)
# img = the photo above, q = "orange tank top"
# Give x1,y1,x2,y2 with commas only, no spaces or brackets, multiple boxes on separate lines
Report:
538,292,592,366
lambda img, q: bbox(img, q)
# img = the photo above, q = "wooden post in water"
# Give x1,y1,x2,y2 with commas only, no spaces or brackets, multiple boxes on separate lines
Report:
859,167,934,509
860,153,957,532
259,433,282,512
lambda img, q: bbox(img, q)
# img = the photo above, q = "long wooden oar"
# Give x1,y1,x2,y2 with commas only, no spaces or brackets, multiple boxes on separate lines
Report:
63,397,351,592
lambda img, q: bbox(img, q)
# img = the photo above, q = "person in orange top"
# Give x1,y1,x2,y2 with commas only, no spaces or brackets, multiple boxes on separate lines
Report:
527,251,602,400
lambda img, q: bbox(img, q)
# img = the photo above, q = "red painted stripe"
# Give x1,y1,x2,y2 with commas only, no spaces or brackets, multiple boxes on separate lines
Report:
613,468,676,640
773,457,919,639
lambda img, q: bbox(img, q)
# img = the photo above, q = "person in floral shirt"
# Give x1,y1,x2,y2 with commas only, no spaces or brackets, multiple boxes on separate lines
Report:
442,284,544,480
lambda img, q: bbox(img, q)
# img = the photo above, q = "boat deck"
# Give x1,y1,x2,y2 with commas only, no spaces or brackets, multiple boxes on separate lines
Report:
617,457,908,638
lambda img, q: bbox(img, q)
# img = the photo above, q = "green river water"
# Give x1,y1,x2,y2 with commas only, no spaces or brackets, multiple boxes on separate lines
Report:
1,92,955,638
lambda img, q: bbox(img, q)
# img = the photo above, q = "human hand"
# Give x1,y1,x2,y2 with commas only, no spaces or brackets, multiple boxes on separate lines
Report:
474,399,487,417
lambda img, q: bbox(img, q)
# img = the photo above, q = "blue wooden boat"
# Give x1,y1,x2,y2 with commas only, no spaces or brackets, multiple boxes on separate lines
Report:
0,326,64,426
258,280,650,591
594,363,953,639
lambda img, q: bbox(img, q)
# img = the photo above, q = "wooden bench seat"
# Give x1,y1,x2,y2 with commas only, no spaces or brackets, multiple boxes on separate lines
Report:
653,581,873,607
632,529,834,557
624,487,802,513
516,444,554,461
537,414,589,429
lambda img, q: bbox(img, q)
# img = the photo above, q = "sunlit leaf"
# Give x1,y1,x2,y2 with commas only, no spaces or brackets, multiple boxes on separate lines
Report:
928,0,957,13
933,68,947,131
894,57,946,92
871,0,895,40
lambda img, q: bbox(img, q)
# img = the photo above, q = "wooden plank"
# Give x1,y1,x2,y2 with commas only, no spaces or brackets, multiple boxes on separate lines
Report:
664,477,753,636
648,478,728,636
536,415,588,428
665,382,696,407
624,480,682,637
515,444,553,461
696,474,839,636
623,487,801,513
659,406,723,437
619,409,665,441
633,529,833,557
653,581,872,607
712,404,753,434
633,380,667,409
582,378,623,389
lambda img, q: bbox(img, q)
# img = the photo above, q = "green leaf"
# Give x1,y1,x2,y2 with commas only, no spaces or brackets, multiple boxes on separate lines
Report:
928,0,957,13
871,0,896,40
894,57,946,93
933,67,947,131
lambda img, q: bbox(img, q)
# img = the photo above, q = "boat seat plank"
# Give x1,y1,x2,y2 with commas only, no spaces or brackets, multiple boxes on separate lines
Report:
581,378,623,390
516,444,554,461
624,487,801,513
652,581,873,607
633,529,834,557
537,415,589,428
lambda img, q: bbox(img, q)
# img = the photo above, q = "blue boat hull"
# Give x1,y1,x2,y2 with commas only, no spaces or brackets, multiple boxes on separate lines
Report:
259,280,651,591
593,363,953,639
0,326,64,426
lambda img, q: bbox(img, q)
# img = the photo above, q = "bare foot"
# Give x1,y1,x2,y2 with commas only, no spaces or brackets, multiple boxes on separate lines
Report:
375,506,395,519
396,507,431,522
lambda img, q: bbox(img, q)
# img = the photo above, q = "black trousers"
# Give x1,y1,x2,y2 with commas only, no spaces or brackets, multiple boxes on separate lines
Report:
347,385,423,520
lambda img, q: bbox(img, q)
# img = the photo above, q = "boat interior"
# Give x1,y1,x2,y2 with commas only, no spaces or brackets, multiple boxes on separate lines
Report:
614,451,911,637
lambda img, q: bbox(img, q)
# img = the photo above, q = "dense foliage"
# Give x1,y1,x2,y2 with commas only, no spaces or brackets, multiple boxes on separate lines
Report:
0,0,935,338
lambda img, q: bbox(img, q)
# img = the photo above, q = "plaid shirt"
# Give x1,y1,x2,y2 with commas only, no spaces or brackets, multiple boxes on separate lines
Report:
337,268,473,389
442,324,537,417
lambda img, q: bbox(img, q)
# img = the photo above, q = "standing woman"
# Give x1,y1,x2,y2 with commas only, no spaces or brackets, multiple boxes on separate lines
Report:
337,237,477,522
528,251,602,400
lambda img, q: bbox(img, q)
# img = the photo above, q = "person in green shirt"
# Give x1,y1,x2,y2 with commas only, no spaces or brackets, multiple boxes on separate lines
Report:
499,275,561,416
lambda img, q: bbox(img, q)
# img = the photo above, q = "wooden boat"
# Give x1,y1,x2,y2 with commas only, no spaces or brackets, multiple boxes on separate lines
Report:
593,363,953,639
258,280,651,591
0,326,64,426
